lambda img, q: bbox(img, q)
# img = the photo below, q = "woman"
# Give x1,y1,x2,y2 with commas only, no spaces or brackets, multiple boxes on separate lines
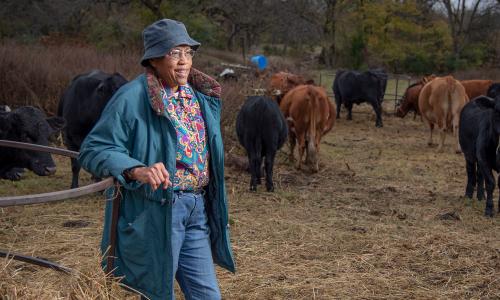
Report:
79,19,235,300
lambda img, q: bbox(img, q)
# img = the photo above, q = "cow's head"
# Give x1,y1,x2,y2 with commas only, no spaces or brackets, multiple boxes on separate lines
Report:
97,73,127,99
269,72,306,104
0,106,65,177
487,83,500,99
90,73,128,119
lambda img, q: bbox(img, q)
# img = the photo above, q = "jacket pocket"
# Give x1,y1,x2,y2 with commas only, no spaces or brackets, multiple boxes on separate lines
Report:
116,207,151,287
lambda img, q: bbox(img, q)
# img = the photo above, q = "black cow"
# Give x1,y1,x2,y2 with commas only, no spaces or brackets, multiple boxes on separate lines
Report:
333,68,388,127
459,96,500,217
487,83,500,99
0,104,22,179
0,106,65,180
58,70,128,188
236,96,288,192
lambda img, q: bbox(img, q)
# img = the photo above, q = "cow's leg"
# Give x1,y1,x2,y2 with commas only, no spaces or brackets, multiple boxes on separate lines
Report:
288,130,296,162
255,154,263,185
70,157,81,189
479,164,494,217
248,153,259,192
437,127,446,153
427,123,435,146
248,139,262,191
296,134,306,170
497,175,500,213
453,116,461,153
264,151,276,192
335,97,341,119
477,167,485,201
464,159,476,199
346,102,353,120
371,100,383,127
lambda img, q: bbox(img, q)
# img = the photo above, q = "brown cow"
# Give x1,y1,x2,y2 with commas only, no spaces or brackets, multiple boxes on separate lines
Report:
418,76,469,152
269,72,311,103
280,85,336,172
460,80,493,100
396,75,436,118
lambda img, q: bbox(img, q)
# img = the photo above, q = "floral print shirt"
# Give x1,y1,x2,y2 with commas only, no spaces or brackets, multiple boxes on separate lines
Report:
160,83,209,191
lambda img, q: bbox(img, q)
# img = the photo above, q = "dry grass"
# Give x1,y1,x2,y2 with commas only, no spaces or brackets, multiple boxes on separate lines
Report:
1,105,500,299
0,42,286,116
0,41,143,115
1,42,499,298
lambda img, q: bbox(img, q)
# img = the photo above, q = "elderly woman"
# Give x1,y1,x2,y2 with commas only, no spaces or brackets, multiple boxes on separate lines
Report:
79,19,235,300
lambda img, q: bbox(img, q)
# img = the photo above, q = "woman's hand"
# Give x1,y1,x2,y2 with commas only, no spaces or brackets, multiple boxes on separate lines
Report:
128,163,172,191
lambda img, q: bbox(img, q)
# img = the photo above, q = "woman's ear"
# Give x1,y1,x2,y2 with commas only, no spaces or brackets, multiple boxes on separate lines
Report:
148,58,156,69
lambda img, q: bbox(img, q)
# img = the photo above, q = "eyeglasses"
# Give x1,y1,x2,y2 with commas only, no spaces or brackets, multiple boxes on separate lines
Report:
167,49,196,60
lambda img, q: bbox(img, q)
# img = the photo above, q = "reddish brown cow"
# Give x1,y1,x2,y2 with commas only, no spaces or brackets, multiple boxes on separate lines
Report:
418,76,469,152
280,85,336,172
396,83,423,118
460,80,493,100
396,75,436,118
269,72,310,103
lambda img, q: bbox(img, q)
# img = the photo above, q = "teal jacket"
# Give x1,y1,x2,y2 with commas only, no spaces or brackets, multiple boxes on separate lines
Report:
79,73,235,300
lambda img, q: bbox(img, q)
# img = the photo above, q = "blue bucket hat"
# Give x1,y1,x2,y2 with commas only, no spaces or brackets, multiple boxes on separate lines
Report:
140,19,201,67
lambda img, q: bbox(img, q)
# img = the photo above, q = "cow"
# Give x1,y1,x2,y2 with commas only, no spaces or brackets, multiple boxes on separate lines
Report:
460,80,493,100
58,70,128,188
280,85,336,172
236,96,288,192
0,106,65,180
418,76,469,153
396,75,436,118
333,68,388,127
487,83,500,99
396,83,423,118
459,96,500,217
269,72,310,104
0,105,23,178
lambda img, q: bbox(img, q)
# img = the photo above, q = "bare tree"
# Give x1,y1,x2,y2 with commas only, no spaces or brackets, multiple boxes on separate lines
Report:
203,1,272,52
440,0,488,59
319,0,337,67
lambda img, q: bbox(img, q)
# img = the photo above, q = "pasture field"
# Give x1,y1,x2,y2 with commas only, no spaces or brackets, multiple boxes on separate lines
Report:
1,105,500,299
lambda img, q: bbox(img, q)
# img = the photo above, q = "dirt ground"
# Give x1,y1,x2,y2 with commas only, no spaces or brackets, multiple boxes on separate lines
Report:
1,103,500,299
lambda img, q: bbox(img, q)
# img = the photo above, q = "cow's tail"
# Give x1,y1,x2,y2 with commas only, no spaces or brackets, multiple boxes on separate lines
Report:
445,76,456,128
306,87,318,166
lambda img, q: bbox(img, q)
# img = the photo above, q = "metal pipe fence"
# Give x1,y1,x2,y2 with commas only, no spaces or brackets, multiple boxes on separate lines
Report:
0,140,114,273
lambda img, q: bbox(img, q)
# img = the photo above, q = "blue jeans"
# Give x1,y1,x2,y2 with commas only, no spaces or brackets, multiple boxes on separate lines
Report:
171,191,221,300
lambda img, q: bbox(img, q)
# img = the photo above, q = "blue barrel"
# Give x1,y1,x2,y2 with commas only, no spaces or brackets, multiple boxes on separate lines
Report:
250,55,268,71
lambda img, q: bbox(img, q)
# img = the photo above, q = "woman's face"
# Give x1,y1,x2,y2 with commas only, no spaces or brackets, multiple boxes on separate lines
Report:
150,45,193,88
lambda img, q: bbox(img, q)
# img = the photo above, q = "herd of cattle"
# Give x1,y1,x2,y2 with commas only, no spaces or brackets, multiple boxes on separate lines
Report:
1,69,500,216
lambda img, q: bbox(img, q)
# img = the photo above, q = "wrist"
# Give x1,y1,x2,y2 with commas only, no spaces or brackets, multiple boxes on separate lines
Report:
123,167,137,181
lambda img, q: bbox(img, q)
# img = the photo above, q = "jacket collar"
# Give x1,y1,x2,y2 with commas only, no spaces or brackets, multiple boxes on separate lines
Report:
145,67,221,115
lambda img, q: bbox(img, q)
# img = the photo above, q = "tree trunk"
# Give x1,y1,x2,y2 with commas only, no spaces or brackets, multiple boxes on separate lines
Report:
319,0,337,67
441,0,482,60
